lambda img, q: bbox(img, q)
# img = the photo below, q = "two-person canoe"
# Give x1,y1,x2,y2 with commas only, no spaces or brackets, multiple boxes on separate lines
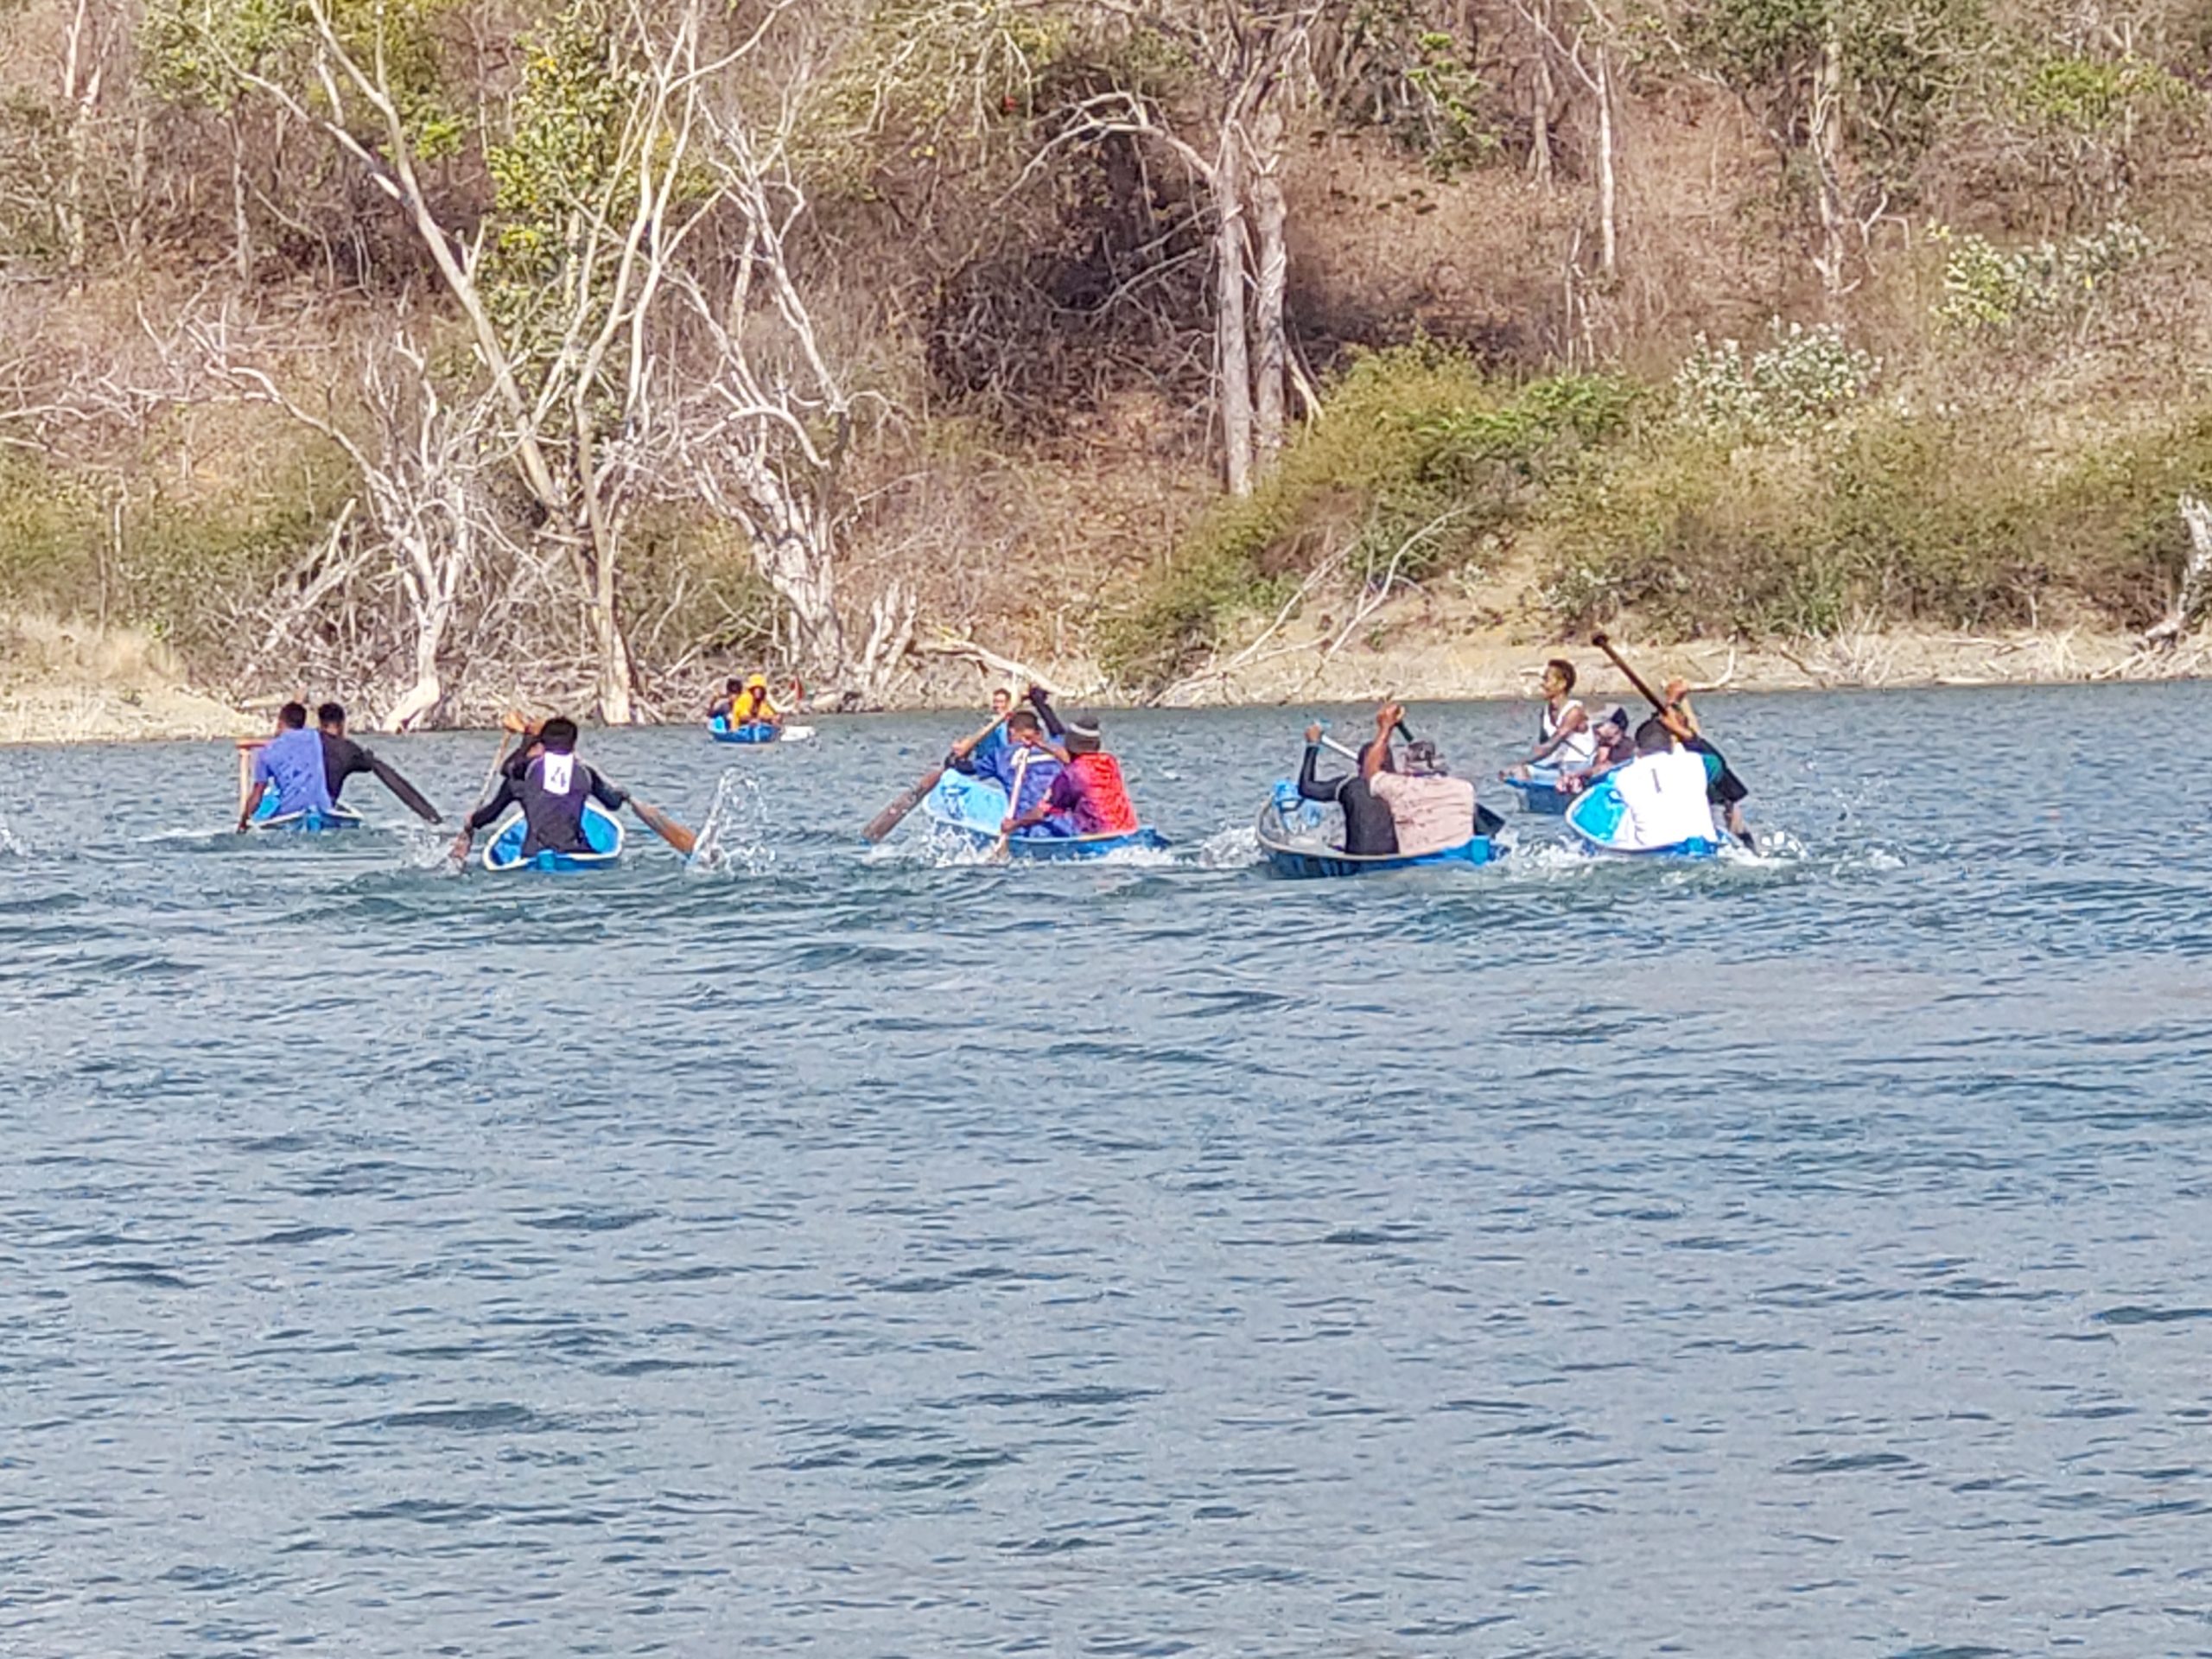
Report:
483,800,626,873
708,717,817,744
921,770,1166,861
1254,790,1497,880
1562,774,1723,859
1501,767,1573,815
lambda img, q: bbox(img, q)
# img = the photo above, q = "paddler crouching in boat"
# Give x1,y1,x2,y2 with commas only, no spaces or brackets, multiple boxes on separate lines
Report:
716,673,784,731
317,702,440,823
1298,722,1398,855
236,701,334,831
1556,706,1635,795
999,707,1139,841
1659,677,1755,851
449,717,631,865
1362,703,1482,856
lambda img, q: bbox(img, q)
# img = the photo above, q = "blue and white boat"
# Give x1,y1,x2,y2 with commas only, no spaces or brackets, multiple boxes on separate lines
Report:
709,715,780,744
1563,775,1722,859
1501,766,1573,815
482,800,626,873
921,770,1166,861
1255,783,1497,879
249,795,365,832
708,716,815,744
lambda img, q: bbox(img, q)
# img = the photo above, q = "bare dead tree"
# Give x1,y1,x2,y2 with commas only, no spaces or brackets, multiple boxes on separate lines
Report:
187,312,505,729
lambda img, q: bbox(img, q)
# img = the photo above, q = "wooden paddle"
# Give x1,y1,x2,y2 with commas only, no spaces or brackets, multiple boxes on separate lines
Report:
1591,632,1669,715
234,738,262,820
369,755,440,823
629,799,696,858
989,747,1033,862
861,712,1009,842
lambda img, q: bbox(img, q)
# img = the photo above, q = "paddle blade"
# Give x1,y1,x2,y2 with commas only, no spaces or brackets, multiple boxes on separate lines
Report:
371,756,441,823
862,766,943,842
632,799,696,858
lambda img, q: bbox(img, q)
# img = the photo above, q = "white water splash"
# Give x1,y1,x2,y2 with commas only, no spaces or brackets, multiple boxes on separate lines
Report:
0,812,27,857
1193,824,1262,869
690,771,777,875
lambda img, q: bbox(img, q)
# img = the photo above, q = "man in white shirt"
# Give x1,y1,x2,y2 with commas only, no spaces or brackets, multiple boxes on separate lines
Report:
1611,719,1721,851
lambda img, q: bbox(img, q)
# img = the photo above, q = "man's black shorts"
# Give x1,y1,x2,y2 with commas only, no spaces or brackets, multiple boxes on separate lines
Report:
1684,734,1749,806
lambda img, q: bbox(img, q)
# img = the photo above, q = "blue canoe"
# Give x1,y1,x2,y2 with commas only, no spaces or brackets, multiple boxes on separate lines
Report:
922,771,1166,861
483,800,625,873
1255,785,1497,880
1502,768,1573,815
709,716,781,744
1563,775,1722,859
250,796,365,832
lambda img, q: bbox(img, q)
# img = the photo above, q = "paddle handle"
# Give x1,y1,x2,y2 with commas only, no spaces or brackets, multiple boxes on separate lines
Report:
1591,632,1668,713
862,711,1009,842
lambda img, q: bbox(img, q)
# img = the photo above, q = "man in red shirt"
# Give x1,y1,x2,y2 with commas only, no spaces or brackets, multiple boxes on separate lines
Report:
1000,709,1139,838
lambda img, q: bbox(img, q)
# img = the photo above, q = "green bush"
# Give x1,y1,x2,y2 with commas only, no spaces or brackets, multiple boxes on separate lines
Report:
1543,398,2212,637
1100,344,1639,686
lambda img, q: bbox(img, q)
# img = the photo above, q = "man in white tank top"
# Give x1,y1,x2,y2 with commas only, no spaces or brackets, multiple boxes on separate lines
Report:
1510,658,1595,777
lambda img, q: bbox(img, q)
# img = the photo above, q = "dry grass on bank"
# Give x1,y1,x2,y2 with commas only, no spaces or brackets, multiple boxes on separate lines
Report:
0,613,245,744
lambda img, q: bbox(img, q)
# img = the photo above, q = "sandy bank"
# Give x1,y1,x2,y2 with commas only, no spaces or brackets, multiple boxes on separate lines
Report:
0,615,247,747
3,614,2205,745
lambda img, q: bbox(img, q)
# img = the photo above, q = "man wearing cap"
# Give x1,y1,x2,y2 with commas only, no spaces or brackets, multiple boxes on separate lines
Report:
1361,702,1480,856
1559,705,1636,795
1000,703,1139,839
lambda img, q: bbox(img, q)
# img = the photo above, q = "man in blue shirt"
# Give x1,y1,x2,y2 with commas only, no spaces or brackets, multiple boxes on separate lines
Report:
236,702,334,830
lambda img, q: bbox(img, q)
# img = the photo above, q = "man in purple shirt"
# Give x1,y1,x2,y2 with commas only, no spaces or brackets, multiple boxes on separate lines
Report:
236,702,334,830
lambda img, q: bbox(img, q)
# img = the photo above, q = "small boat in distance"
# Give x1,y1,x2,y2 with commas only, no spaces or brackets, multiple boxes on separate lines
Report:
708,716,815,744
482,800,626,873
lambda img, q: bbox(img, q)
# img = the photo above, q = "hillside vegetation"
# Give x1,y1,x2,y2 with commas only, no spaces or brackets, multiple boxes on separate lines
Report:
2,0,2209,722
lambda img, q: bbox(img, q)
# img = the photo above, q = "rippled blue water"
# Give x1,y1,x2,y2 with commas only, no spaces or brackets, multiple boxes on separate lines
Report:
3,687,2210,1658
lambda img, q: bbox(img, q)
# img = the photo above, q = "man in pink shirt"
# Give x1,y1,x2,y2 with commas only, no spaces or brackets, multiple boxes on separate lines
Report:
1361,702,1482,856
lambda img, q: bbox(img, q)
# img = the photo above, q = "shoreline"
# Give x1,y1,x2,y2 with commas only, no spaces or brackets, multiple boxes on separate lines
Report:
3,625,2205,747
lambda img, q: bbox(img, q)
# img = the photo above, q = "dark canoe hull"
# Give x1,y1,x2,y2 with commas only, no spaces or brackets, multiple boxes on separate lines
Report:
1503,772,1572,815
938,822,1168,861
709,719,780,744
251,804,365,832
1256,817,1498,880
1563,776,1723,860
483,801,626,873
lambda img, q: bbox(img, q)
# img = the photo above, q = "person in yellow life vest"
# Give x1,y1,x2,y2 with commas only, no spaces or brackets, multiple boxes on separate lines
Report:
728,674,783,731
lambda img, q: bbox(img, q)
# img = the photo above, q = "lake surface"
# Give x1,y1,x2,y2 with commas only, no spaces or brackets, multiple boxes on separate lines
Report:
3,686,2209,1658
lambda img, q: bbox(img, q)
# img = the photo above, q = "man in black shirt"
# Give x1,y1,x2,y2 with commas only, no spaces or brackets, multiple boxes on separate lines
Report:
1297,723,1399,856
451,716,629,861
316,702,440,823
